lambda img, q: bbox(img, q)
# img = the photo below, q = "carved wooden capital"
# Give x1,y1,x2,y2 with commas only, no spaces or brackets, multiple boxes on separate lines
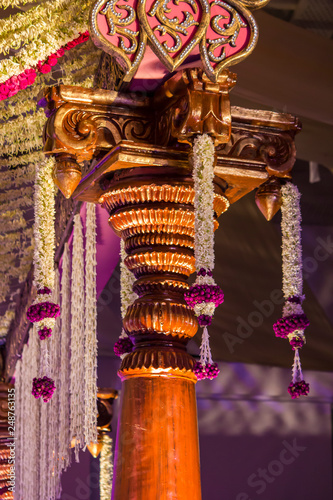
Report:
43,80,301,204
155,68,237,145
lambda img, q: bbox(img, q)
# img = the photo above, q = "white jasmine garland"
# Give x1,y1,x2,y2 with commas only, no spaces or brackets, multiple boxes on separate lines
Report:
278,182,309,396
26,326,40,500
100,434,113,500
70,214,85,462
47,269,62,500
192,134,216,275
59,243,72,471
189,134,225,378
0,309,15,337
118,239,137,350
0,41,100,325
280,182,304,317
0,164,34,189
0,151,43,168
0,0,91,82
84,203,98,448
194,302,216,317
1,108,45,145
120,238,137,320
33,156,56,290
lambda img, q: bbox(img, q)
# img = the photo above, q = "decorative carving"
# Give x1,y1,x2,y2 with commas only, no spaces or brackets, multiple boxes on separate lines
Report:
43,86,154,163
120,348,197,380
125,250,196,276
219,129,297,176
126,232,195,251
200,0,257,82
155,68,237,145
52,155,82,199
90,0,266,84
255,176,282,221
124,301,198,337
108,207,196,236
43,85,300,207
141,0,210,72
90,0,147,83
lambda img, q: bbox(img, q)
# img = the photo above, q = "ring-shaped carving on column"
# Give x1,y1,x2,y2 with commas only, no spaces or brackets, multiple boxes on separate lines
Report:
124,301,198,337
125,250,196,276
119,348,197,381
108,207,196,236
100,184,229,215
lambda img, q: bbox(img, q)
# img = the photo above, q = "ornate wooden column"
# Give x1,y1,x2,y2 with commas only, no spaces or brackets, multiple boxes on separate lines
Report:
99,165,228,498
43,69,300,498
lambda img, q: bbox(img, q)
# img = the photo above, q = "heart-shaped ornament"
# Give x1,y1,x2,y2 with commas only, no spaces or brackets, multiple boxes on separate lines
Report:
200,0,258,82
138,0,210,72
90,0,147,82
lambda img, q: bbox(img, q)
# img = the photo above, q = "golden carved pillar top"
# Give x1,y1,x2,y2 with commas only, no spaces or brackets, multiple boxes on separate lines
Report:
43,71,300,204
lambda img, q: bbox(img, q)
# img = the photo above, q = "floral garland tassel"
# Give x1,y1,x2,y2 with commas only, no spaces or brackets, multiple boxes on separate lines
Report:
184,134,224,381
100,433,113,500
70,214,85,462
84,203,98,449
59,243,72,471
27,157,59,403
113,239,137,358
273,182,310,399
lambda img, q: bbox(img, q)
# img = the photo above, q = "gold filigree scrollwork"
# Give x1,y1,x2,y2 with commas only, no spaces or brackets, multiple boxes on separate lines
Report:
101,0,139,54
200,0,258,82
208,1,246,63
90,0,147,82
139,0,210,71
148,0,199,53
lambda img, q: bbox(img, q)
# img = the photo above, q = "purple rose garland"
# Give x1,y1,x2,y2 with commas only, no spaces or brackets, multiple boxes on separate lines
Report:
274,183,310,399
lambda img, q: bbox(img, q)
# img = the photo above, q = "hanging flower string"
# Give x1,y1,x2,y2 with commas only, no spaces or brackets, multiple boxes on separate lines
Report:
27,157,58,402
273,182,310,399
0,31,89,102
184,134,223,380
113,239,137,358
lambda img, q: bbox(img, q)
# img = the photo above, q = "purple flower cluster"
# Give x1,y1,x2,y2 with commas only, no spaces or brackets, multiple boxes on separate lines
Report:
32,376,56,403
289,336,305,350
37,287,51,295
38,327,52,340
193,361,220,381
198,315,212,326
197,268,213,277
27,301,60,323
114,337,133,357
287,296,302,304
273,314,310,338
185,284,224,308
288,380,310,399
